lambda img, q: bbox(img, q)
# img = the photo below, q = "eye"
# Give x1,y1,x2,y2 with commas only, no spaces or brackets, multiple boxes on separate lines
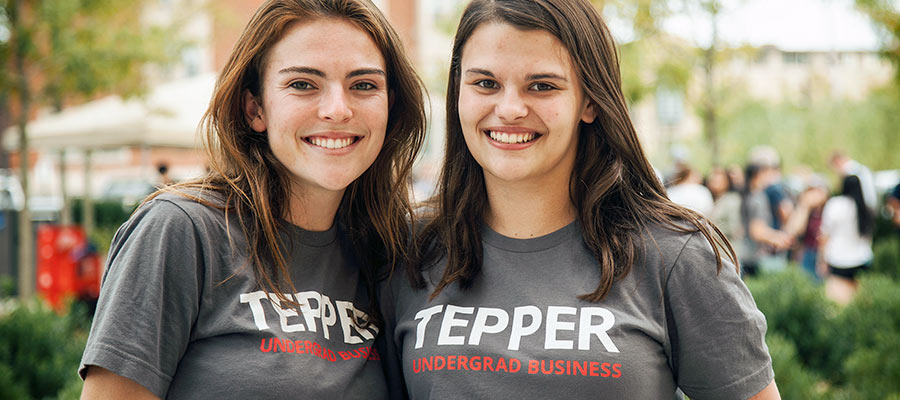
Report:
351,81,377,91
289,81,315,90
530,82,557,91
474,79,499,89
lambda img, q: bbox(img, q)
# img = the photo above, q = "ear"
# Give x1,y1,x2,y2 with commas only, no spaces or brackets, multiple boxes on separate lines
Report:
580,100,598,124
243,89,267,132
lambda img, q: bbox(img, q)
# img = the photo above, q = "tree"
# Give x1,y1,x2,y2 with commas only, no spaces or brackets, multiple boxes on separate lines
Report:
0,0,181,299
856,0,900,87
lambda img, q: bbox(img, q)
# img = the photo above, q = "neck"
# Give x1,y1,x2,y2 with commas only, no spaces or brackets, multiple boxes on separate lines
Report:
483,175,576,239
286,185,345,231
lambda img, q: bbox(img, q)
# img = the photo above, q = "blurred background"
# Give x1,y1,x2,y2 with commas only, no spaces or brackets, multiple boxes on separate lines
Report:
0,0,899,398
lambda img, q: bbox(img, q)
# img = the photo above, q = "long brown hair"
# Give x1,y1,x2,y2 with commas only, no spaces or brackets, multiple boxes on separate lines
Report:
414,0,735,302
153,0,425,325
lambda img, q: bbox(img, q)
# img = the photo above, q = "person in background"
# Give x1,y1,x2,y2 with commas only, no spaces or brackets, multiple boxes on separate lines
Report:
706,166,745,263
819,175,875,305
381,0,779,398
797,175,829,282
667,164,714,216
78,0,426,398
829,150,877,214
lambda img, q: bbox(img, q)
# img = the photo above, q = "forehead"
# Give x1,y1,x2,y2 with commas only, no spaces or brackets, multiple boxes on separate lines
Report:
460,22,574,76
263,17,386,74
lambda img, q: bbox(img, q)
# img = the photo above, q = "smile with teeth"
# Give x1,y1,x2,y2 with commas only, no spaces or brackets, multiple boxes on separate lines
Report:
305,136,359,149
487,130,539,144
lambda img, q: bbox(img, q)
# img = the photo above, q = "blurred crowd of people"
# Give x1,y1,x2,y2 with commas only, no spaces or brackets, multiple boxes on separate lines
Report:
665,146,899,305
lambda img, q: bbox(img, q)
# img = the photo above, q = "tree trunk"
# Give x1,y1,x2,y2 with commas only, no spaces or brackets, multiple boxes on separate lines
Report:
11,0,34,299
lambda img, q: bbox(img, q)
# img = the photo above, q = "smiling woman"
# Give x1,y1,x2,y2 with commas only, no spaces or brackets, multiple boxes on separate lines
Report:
77,1,425,399
381,0,780,399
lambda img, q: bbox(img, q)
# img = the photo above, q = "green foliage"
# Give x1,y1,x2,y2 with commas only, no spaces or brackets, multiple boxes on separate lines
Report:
765,333,827,400
833,274,900,397
747,267,900,398
697,84,900,172
0,300,90,399
745,268,837,376
872,235,900,280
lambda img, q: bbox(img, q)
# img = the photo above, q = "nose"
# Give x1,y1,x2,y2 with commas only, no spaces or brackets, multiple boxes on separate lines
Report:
495,89,528,122
318,86,353,122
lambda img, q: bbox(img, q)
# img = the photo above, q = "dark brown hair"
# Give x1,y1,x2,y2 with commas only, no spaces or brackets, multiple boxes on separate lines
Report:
413,0,735,301
152,0,426,325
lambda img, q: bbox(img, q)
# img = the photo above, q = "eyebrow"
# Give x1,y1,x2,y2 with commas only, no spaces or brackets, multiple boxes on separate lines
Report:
278,66,386,79
465,68,567,82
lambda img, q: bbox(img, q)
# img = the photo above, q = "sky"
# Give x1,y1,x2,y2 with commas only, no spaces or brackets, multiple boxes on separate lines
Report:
627,0,890,51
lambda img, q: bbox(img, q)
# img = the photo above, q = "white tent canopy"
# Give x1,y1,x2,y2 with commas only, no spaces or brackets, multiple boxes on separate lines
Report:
3,72,215,151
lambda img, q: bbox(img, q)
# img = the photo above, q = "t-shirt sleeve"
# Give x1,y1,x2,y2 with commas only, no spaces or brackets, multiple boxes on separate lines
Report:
376,274,409,400
664,233,774,400
79,199,204,398
747,192,771,226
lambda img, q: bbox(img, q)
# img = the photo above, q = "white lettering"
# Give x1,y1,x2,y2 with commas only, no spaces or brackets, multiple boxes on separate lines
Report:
320,294,338,340
438,305,475,345
468,307,509,345
295,291,322,333
545,306,576,349
509,305,542,351
268,293,306,333
578,307,619,352
239,291,270,330
414,305,443,349
336,300,364,344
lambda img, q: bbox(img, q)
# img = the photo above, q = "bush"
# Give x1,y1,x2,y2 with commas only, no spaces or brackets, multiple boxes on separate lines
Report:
766,332,827,399
871,236,900,280
745,267,838,378
834,274,900,398
0,300,89,399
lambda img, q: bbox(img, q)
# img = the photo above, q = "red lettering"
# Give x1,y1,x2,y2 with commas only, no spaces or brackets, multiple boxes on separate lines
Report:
540,360,553,375
260,338,273,352
600,362,611,377
554,360,565,375
434,356,446,370
294,340,306,354
496,357,508,372
528,359,539,374
612,363,622,378
304,340,313,354
471,356,482,371
589,361,599,377
483,357,494,371
573,361,587,376
448,355,457,370
339,351,351,360
368,347,381,360
509,358,521,373
423,356,433,371
458,356,470,371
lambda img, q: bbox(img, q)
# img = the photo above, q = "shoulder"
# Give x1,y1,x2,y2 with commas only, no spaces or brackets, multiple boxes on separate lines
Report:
638,222,711,268
638,221,732,279
116,190,229,242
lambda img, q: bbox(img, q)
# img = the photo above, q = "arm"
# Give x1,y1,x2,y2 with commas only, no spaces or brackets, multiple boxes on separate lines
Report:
748,380,781,400
748,219,792,251
81,366,160,400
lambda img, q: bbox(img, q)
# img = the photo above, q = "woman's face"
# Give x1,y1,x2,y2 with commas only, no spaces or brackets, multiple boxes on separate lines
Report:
707,169,729,197
245,17,388,198
457,22,596,186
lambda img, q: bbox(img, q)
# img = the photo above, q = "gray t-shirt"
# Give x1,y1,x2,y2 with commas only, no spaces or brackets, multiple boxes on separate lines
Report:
744,190,774,266
80,193,387,399
381,221,772,400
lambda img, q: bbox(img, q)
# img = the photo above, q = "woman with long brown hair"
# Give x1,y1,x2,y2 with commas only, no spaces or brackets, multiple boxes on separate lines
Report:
79,0,425,398
380,0,778,398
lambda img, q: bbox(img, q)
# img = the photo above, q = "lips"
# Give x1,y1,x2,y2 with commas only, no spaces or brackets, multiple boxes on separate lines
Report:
302,134,361,150
484,129,541,145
